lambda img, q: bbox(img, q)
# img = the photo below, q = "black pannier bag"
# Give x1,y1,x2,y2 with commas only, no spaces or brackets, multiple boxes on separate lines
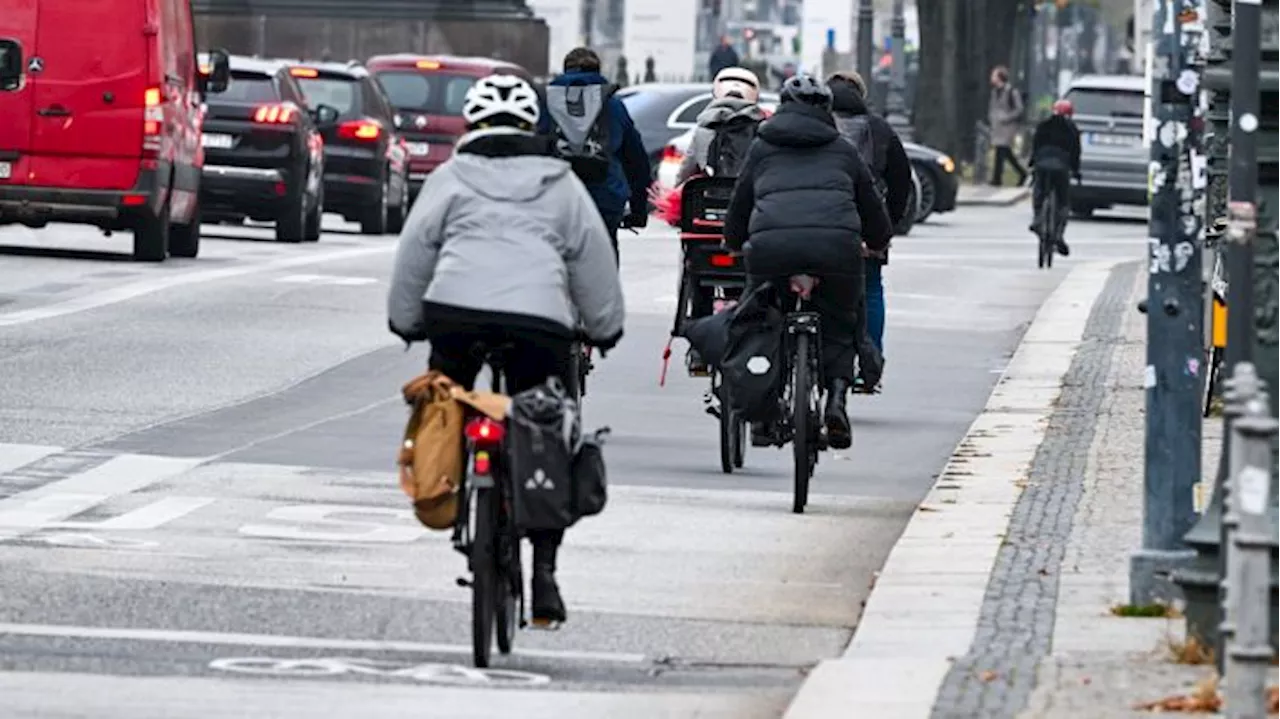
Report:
507,378,581,531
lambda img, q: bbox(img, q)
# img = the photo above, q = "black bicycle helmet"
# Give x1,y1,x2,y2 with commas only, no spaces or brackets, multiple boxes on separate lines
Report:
780,74,833,111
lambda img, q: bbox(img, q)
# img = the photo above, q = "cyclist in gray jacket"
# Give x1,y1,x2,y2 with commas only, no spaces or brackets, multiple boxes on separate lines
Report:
387,74,625,625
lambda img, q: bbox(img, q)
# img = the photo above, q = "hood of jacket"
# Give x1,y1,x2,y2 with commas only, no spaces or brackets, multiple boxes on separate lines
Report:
550,70,609,87
448,148,572,203
829,77,870,117
696,97,766,127
758,102,839,148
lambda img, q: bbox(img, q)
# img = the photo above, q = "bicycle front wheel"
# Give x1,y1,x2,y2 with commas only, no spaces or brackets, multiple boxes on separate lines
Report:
470,487,498,668
792,333,813,514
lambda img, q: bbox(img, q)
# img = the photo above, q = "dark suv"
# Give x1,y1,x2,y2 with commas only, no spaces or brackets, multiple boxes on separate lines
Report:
286,61,411,235
200,56,327,242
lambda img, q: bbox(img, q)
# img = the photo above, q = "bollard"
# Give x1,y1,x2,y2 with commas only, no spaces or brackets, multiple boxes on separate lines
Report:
1216,364,1264,660
1222,369,1278,719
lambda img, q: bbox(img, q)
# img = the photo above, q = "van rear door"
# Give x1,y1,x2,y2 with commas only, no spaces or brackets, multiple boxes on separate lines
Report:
0,0,38,186
27,0,147,190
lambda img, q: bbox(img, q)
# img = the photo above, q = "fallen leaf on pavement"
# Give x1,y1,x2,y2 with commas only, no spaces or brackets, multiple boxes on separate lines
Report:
918,506,940,513
1081,676,1091,685
979,670,998,682
1133,676,1221,713
1268,685,1277,713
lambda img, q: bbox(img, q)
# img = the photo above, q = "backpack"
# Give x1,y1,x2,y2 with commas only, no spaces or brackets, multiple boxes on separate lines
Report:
720,283,787,422
842,115,888,202
507,377,583,531
704,118,757,178
397,371,509,530
545,83,616,185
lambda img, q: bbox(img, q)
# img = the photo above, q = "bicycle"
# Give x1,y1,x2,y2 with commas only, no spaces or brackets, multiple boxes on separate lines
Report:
1034,177,1060,269
779,275,827,514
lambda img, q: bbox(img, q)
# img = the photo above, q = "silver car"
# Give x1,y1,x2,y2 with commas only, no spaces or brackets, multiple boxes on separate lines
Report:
1065,74,1147,217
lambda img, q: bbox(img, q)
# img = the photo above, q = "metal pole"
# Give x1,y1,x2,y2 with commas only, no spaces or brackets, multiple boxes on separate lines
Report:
856,0,874,82
885,0,911,142
1128,0,1206,606
1173,0,1271,660
1223,372,1277,719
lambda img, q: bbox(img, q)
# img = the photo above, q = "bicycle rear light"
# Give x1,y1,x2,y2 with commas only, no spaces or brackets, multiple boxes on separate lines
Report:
464,417,505,444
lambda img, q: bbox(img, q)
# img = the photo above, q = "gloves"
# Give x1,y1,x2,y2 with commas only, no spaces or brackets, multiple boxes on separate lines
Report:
623,211,648,230
388,320,427,346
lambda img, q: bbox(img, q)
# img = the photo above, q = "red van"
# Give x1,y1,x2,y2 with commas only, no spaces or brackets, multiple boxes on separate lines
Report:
0,0,229,261
364,55,532,197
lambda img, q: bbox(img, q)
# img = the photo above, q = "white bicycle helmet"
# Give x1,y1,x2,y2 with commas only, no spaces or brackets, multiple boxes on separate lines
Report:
461,74,540,130
713,67,761,103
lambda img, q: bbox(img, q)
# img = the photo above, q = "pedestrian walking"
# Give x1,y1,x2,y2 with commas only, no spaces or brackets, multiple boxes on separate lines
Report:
708,36,740,79
987,65,1028,187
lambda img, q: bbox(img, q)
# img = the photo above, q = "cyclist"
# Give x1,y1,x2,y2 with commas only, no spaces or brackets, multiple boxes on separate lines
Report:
723,74,894,450
1028,99,1081,257
827,70,914,393
539,47,651,260
387,74,625,626
675,66,767,184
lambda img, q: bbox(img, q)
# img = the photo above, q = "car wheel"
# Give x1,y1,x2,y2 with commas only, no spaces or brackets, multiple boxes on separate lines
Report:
133,196,170,262
386,175,409,235
360,176,390,235
303,186,323,243
169,198,201,258
914,166,937,222
276,186,308,243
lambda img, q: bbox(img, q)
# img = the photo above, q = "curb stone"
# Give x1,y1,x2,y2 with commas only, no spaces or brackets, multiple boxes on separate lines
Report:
781,260,1129,719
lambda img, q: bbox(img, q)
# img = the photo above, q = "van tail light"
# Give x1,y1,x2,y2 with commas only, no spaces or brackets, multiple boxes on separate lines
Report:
143,86,163,155
338,120,382,141
709,253,736,268
661,145,682,162
473,450,492,476
254,104,296,124
464,417,505,445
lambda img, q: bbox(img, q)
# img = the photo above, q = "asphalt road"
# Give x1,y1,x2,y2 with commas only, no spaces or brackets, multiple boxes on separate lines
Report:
0,204,1146,718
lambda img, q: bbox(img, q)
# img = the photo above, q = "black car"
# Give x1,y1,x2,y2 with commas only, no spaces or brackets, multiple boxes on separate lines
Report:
200,56,328,242
286,61,411,235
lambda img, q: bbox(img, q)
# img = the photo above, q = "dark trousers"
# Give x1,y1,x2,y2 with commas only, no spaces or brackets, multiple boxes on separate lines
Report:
1032,166,1071,235
746,273,861,384
853,258,885,385
602,212,622,267
990,145,1028,186
426,322,573,566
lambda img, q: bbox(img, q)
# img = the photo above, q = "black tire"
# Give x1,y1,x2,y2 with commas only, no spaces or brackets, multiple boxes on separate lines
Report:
360,176,389,235
792,333,813,514
303,186,323,243
132,198,170,262
169,200,201,258
718,374,739,475
494,529,518,655
470,487,497,668
275,187,307,243
387,175,409,235
915,168,937,222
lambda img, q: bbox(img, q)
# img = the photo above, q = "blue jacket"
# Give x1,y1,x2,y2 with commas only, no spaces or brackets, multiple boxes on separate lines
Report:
539,71,651,219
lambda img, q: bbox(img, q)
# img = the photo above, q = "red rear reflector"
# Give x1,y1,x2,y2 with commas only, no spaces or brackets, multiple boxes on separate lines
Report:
464,418,505,444
710,253,735,267
662,145,682,162
338,120,382,141
415,60,442,70
473,450,491,476
121,194,147,206
274,182,287,196
254,104,295,124
290,67,319,78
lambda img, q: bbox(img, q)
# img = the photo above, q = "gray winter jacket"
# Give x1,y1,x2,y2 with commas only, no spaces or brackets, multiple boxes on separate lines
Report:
387,137,625,345
676,97,767,184
988,83,1025,147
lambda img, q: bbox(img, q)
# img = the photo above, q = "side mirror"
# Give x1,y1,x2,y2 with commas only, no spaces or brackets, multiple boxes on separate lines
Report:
205,49,231,94
0,39,23,92
311,104,340,126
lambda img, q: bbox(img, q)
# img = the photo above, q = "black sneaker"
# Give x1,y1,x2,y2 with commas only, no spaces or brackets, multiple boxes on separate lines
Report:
1056,239,1071,257
531,565,566,627
686,349,709,376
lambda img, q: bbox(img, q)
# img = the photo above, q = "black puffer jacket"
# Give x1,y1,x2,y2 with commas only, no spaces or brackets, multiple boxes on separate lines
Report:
724,102,892,278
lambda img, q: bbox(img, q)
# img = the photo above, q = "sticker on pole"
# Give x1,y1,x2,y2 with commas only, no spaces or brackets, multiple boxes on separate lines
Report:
1236,466,1269,516
209,657,551,687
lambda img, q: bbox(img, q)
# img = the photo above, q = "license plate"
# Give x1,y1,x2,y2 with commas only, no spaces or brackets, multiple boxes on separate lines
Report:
0,161,10,180
407,142,430,157
1088,133,1138,147
202,133,234,149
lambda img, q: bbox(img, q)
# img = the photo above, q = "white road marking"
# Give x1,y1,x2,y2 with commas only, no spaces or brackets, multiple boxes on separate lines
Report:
0,443,62,475
238,504,427,543
275,274,379,287
209,656,551,686
0,245,395,328
0,623,648,664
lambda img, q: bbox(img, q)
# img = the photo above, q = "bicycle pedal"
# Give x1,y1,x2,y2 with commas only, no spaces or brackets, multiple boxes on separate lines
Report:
528,618,563,631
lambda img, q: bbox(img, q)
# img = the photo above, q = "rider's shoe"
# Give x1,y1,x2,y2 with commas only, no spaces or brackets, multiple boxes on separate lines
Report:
1056,239,1071,256
824,379,852,450
531,563,566,626
686,349,709,375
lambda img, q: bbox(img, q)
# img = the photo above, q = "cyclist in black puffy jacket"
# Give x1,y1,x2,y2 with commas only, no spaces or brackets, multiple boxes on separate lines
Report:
1028,99,1081,257
724,74,893,450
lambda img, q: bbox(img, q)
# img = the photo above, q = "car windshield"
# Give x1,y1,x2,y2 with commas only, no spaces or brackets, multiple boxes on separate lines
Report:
294,77,359,115
1066,88,1144,118
211,72,278,103
375,71,477,115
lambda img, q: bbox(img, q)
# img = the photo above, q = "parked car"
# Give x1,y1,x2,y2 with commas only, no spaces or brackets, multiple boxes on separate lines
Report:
365,55,532,197
199,56,328,243
1063,74,1147,217
0,0,230,261
285,61,411,235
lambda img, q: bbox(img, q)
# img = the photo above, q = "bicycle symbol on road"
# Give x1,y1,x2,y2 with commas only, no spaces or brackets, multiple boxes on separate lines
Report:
209,656,551,687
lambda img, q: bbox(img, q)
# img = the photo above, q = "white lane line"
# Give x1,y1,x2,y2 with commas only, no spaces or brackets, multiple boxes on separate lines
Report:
275,274,380,287
0,623,649,665
0,443,62,475
0,245,395,328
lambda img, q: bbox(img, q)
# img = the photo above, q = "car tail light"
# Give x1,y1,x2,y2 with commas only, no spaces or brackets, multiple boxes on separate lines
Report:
143,86,163,154
709,253,736,268
473,450,492,476
662,145,682,162
337,120,382,141
121,194,148,207
254,104,296,124
464,417,505,444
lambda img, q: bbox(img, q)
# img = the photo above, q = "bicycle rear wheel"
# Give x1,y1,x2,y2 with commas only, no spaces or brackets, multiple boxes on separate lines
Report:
792,333,813,514
470,487,498,668
717,373,745,474
494,525,519,655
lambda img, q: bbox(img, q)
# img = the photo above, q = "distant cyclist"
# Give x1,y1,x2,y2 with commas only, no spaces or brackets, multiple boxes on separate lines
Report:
676,66,767,184
1028,99,1081,257
723,74,893,450
387,74,625,626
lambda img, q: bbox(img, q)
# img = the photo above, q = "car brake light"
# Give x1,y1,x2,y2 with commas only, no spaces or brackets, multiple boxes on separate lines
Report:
662,145,682,162
710,253,736,268
338,120,382,141
254,104,296,124
290,67,319,78
473,450,492,476
415,60,442,70
464,417,505,444
143,86,163,154
121,194,148,207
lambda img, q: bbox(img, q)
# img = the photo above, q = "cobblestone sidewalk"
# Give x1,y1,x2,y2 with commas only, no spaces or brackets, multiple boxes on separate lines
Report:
932,264,1233,718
